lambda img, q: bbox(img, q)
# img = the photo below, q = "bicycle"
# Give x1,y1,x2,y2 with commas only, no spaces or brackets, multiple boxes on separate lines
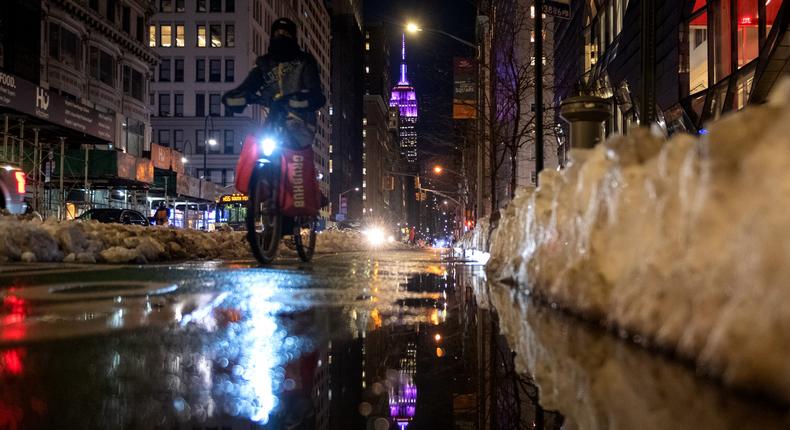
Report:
236,96,320,264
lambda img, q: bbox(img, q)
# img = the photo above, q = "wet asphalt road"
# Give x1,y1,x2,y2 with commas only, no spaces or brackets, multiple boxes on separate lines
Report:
1,249,788,430
0,249,465,429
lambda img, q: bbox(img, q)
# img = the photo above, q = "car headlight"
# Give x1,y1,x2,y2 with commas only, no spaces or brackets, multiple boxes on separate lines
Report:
363,227,386,247
261,137,278,157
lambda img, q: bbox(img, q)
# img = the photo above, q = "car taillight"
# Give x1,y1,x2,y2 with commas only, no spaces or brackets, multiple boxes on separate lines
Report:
14,171,25,194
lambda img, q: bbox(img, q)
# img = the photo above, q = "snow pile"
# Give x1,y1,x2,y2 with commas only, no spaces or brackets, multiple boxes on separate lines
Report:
0,218,407,264
486,79,790,401
0,218,250,263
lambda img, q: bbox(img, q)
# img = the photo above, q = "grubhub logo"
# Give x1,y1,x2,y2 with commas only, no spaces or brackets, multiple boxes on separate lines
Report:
291,155,305,208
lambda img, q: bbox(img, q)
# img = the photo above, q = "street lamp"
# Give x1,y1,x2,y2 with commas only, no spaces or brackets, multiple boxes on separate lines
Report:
203,115,217,181
404,21,477,49
338,186,360,219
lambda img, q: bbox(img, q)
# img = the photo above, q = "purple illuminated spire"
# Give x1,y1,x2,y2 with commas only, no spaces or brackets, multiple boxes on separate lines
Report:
399,33,409,85
390,33,418,163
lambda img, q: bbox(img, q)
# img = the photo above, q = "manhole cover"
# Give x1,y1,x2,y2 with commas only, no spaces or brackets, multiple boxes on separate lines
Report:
7,281,178,302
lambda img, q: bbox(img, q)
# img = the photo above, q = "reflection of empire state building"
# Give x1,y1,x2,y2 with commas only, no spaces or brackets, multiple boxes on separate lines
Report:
390,34,418,164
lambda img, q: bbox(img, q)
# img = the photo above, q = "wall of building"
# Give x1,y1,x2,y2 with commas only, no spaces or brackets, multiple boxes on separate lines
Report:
329,5,364,221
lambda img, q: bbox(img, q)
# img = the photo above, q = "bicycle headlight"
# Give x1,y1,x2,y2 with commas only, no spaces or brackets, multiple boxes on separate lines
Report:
261,137,278,157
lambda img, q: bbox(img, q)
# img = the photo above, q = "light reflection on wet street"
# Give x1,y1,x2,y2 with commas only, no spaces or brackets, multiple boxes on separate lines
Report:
0,249,788,429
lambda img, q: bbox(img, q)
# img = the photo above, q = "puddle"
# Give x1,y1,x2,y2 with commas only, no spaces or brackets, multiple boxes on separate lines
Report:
0,254,786,429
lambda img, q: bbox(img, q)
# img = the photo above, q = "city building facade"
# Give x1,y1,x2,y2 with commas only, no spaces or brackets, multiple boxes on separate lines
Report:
553,0,789,148
149,0,332,221
328,0,364,222
0,0,161,219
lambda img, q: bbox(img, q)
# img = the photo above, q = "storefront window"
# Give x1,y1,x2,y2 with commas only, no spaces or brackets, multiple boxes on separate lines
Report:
735,65,755,109
708,80,730,120
687,9,709,93
766,0,781,34
712,0,732,82
689,92,707,125
737,0,759,67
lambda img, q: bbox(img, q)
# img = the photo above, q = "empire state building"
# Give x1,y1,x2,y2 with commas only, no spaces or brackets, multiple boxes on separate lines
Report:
389,34,418,164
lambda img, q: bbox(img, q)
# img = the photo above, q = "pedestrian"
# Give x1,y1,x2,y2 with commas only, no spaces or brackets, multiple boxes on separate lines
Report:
154,203,170,226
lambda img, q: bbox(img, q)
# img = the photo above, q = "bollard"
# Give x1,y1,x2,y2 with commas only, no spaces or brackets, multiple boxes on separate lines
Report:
559,96,612,149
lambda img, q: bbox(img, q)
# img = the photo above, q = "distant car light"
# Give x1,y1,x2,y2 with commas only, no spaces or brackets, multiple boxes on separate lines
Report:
363,227,386,247
261,137,278,157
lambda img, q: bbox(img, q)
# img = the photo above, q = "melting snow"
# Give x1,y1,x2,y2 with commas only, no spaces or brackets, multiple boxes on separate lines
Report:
478,79,790,401
0,217,403,264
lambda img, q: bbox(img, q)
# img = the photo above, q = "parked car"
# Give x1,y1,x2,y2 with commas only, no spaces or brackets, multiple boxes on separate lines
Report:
0,165,26,215
78,208,151,226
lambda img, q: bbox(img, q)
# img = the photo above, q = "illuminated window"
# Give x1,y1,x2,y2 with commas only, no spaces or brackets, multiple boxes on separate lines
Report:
736,0,759,67
160,24,172,47
175,24,185,47
686,8,709,93
149,25,156,47
197,25,207,47
365,42,370,50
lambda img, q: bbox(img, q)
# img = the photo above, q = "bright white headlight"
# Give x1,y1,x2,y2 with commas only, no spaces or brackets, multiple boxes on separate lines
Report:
261,137,278,157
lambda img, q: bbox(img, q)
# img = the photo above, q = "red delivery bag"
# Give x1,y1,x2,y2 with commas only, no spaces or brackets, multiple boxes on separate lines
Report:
235,134,261,195
279,147,321,217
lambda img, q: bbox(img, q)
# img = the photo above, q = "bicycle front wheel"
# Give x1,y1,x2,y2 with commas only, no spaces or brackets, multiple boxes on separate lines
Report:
246,166,281,264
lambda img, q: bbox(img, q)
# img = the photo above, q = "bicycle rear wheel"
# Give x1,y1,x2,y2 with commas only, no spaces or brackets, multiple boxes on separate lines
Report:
246,166,281,264
293,217,317,262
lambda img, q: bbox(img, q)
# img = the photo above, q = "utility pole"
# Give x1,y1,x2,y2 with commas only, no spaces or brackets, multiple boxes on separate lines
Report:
534,0,544,184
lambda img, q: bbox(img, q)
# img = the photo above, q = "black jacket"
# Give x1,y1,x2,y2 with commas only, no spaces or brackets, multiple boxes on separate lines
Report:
223,51,326,126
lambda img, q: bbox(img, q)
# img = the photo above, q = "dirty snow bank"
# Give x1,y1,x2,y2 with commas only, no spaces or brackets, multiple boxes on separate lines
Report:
0,219,405,264
486,80,790,401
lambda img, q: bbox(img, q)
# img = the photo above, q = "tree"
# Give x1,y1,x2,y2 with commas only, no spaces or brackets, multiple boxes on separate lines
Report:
482,0,561,208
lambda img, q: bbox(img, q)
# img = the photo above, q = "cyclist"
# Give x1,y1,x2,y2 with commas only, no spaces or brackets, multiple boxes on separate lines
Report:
222,18,326,148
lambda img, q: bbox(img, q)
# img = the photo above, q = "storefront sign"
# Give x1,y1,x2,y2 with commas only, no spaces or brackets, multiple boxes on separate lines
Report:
543,0,571,19
136,158,154,184
453,58,477,119
151,144,172,170
117,152,136,180
0,71,116,142
219,194,249,203
172,151,185,174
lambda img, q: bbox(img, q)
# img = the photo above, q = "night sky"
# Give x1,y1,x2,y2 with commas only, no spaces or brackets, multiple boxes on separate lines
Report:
364,0,477,156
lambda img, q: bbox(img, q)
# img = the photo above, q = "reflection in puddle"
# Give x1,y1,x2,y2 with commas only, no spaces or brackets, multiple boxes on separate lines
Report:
0,256,787,429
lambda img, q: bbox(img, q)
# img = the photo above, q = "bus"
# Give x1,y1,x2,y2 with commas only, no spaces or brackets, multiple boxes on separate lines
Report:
215,193,248,230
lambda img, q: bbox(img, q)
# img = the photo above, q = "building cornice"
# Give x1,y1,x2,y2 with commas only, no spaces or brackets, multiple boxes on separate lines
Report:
51,0,159,65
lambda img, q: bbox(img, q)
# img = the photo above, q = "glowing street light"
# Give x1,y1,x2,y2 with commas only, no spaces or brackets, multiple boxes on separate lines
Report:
433,165,443,174
208,138,218,146
406,22,422,33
